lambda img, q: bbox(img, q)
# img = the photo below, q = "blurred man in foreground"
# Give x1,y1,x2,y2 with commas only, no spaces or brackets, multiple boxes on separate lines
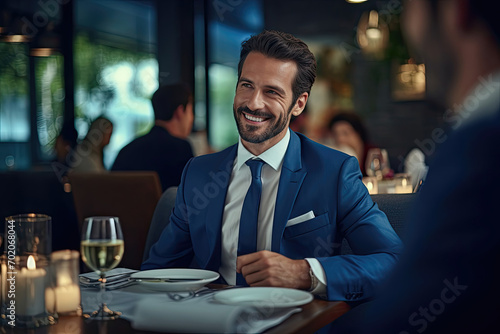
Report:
332,0,500,332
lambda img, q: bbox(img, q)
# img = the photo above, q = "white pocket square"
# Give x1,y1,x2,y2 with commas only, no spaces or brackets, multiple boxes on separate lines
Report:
286,211,315,227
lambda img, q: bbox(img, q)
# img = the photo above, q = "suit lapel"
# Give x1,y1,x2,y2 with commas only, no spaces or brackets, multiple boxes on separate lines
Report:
204,144,237,270
272,131,307,252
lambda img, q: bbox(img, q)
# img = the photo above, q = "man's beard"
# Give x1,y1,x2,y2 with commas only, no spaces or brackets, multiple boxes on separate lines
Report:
233,104,293,144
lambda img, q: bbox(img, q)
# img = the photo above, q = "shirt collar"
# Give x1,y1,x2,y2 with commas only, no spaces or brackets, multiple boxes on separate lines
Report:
236,129,291,171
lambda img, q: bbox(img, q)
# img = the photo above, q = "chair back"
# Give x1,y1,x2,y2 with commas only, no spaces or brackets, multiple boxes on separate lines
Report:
341,193,416,255
143,186,178,262
69,171,162,269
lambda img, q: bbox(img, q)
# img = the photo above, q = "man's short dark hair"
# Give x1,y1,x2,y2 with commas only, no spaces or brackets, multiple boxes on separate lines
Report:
59,122,78,148
151,83,192,121
237,30,317,105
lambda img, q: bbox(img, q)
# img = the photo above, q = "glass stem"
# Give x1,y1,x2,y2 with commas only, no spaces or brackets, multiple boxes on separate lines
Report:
100,273,106,305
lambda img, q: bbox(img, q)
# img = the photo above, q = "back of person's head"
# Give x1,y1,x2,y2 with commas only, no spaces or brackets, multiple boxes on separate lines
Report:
238,30,317,104
428,0,499,45
85,116,113,147
151,83,192,121
88,116,113,133
329,112,369,144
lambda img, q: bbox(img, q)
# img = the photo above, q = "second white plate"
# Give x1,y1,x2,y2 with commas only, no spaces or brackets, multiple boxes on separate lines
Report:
131,268,220,292
214,287,313,308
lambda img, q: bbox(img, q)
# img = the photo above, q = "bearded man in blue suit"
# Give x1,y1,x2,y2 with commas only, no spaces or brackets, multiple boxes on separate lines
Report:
142,30,402,302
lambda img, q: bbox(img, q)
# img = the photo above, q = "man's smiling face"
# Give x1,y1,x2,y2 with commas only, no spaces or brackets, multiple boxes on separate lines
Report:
233,52,306,154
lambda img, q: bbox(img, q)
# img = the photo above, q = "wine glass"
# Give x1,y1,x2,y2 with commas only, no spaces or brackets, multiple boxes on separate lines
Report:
80,216,124,320
365,148,390,180
365,148,383,180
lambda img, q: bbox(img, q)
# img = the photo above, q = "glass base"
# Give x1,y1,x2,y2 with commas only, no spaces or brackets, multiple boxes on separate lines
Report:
83,304,121,320
3,312,55,328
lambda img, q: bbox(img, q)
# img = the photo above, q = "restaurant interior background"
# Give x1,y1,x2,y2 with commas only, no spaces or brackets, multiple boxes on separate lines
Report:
0,0,445,251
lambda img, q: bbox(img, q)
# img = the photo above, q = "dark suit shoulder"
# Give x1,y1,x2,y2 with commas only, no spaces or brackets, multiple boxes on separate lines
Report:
188,144,236,170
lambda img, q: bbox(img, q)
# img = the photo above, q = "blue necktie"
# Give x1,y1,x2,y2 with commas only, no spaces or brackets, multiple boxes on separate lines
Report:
236,159,264,286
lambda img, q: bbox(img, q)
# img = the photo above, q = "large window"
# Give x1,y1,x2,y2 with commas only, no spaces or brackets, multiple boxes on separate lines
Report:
0,42,30,170
34,53,65,160
206,0,263,150
74,33,157,168
75,0,157,168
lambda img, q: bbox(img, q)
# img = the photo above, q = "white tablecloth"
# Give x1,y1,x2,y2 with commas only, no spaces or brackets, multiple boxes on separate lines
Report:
80,284,301,333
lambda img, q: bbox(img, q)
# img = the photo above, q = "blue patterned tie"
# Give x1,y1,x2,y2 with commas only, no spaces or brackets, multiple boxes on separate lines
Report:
236,159,264,286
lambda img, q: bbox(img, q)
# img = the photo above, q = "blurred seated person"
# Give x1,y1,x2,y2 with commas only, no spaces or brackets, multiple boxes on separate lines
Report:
329,112,378,176
51,121,79,181
112,83,194,191
404,147,429,190
71,116,113,173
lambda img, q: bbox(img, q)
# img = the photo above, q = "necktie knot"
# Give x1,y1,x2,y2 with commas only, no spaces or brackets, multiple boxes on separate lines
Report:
246,159,264,179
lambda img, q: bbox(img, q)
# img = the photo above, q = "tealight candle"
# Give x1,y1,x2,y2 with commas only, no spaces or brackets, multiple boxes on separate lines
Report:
46,284,81,314
46,250,81,315
394,174,413,194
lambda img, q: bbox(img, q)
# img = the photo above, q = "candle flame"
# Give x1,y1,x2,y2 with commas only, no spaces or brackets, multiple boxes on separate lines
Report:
27,255,36,270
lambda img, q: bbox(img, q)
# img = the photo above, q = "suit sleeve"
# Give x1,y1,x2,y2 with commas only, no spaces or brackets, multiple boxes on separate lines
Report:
317,156,403,301
141,158,195,270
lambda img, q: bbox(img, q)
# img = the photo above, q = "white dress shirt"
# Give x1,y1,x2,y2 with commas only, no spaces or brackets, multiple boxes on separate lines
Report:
219,129,327,295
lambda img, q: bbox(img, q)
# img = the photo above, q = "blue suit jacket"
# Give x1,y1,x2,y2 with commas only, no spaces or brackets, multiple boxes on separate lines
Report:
142,130,402,301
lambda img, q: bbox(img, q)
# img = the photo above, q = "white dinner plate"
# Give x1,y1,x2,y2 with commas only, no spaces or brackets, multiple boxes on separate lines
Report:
131,269,220,292
214,287,313,308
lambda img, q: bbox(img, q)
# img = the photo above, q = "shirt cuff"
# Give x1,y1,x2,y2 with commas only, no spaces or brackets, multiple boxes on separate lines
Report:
305,258,327,297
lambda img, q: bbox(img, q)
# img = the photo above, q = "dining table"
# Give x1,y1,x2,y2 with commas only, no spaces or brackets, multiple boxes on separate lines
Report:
2,283,350,334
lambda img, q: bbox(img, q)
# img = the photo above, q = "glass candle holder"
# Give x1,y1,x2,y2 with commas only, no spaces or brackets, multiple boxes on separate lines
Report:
4,214,52,257
2,255,52,328
46,250,81,316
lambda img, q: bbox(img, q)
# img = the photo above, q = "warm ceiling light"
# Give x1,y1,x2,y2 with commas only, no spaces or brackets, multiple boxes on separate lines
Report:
30,48,59,57
356,10,389,57
346,0,368,3
0,34,30,43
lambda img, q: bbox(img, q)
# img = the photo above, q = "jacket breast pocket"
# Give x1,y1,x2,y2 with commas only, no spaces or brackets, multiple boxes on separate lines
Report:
283,212,330,239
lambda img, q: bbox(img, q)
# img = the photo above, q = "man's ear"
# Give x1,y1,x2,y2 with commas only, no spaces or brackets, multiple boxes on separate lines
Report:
173,104,184,120
291,92,309,117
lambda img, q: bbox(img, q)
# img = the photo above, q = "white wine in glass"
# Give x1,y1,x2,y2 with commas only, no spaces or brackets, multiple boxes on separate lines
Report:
81,216,124,320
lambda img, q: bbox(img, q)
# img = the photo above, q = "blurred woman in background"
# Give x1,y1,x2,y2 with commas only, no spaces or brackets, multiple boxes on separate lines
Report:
329,112,376,176
71,116,113,173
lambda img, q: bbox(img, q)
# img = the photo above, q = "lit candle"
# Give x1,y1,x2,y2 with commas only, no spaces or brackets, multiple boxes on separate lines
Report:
46,284,81,314
16,255,47,316
395,178,413,194
45,249,81,314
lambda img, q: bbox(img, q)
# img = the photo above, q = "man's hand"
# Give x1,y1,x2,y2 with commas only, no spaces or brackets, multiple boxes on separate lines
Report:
236,250,311,289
